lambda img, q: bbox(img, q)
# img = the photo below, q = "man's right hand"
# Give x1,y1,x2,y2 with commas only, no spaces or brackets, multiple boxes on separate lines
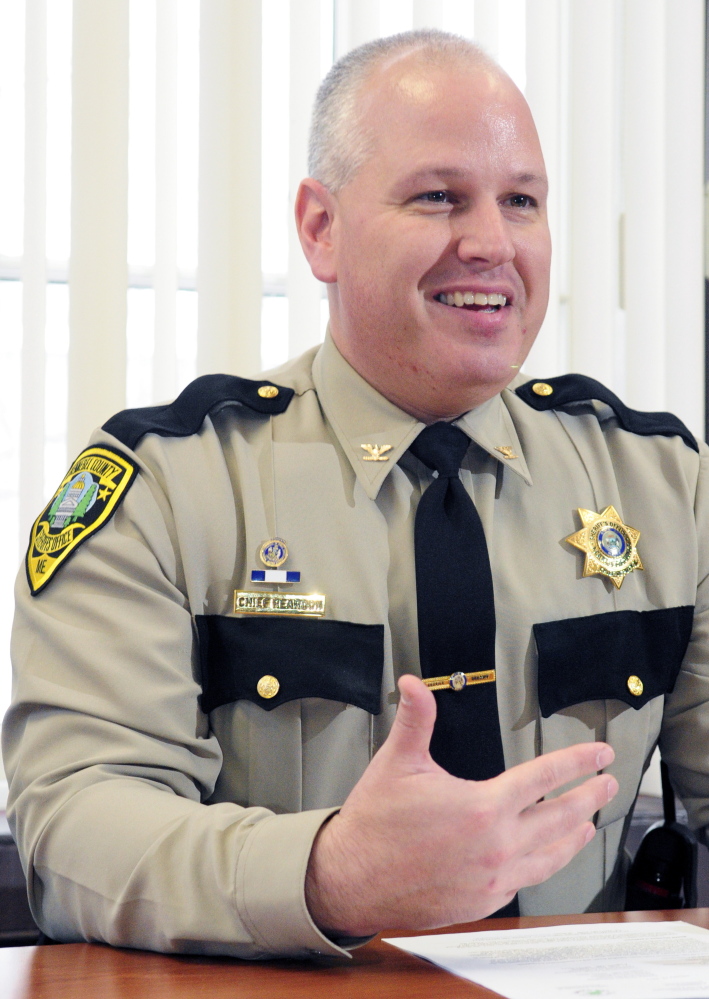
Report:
305,673,618,937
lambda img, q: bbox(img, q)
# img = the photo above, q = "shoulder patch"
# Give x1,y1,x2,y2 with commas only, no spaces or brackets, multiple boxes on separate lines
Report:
102,373,295,450
516,374,698,453
26,446,137,595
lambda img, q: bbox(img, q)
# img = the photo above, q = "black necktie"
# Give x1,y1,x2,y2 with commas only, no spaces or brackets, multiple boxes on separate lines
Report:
409,422,519,918
408,421,506,782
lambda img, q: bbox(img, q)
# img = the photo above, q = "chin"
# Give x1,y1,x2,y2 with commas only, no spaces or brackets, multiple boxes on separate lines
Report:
450,356,520,390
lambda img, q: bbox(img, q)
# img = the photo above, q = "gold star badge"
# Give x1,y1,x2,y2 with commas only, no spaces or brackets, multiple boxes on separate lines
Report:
565,505,643,589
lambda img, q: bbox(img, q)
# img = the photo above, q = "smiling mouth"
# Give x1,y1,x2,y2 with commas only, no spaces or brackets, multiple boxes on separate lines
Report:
435,292,508,311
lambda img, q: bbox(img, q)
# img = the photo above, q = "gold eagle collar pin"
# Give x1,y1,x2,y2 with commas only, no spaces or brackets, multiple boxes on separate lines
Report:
565,505,643,589
361,443,392,462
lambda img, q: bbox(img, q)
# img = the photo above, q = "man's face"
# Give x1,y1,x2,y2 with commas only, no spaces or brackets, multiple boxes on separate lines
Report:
322,57,551,421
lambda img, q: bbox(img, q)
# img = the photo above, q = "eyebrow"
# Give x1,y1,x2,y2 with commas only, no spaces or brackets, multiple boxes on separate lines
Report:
512,172,548,188
402,167,549,190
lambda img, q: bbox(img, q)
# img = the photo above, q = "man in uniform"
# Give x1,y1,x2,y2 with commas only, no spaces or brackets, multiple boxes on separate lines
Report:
4,30,709,957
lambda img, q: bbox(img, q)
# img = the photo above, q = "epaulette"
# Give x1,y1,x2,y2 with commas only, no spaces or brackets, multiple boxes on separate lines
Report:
515,374,698,454
102,373,295,450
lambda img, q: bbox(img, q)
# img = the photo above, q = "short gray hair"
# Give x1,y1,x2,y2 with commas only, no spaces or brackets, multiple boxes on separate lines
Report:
308,29,497,193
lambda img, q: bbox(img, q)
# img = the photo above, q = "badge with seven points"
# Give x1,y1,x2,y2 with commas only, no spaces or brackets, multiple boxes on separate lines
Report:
565,505,643,589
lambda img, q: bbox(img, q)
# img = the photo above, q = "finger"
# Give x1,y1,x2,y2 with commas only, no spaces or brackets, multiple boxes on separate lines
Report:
519,772,619,847
513,821,598,890
376,675,437,769
495,742,615,811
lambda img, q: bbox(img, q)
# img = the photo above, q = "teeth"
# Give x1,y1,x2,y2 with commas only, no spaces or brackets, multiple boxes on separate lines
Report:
437,292,508,308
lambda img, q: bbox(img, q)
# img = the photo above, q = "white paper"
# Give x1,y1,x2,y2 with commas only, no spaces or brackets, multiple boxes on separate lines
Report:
384,920,709,998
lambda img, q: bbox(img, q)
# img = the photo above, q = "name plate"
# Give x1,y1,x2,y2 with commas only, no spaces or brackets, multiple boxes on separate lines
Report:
233,590,326,617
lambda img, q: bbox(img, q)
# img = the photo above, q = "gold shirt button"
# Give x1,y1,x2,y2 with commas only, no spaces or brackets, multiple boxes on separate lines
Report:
532,382,554,396
257,675,280,699
257,385,279,399
627,675,643,697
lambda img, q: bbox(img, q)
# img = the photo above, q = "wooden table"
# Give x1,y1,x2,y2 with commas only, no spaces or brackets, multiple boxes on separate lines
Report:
3,910,709,999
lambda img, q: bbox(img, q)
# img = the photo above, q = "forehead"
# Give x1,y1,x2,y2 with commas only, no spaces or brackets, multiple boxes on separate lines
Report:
355,57,544,183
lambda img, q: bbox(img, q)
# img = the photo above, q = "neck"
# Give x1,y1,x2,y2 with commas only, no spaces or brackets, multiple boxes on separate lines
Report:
330,333,506,423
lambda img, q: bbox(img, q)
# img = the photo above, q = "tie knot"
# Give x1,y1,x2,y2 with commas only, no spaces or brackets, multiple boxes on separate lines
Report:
408,422,470,477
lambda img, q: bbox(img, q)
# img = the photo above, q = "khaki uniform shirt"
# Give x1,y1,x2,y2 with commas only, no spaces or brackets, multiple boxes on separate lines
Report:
5,333,709,957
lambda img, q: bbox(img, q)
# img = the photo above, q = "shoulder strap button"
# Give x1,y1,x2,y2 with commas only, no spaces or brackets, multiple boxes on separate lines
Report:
532,382,554,396
257,385,279,399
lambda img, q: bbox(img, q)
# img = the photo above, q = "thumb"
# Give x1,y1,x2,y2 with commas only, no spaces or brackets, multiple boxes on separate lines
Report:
379,674,437,769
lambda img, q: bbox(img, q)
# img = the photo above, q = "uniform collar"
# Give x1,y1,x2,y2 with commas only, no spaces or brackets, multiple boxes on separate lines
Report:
456,385,533,487
312,333,532,499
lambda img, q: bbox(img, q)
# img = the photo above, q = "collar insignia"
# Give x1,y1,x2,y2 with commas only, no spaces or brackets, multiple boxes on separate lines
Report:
361,443,392,462
565,505,643,589
495,445,518,459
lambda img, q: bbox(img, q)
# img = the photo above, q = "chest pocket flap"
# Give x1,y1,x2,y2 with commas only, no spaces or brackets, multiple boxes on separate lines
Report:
196,615,384,714
533,606,693,717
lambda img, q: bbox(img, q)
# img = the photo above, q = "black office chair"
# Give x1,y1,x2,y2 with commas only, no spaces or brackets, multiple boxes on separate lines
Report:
626,761,698,910
0,830,40,946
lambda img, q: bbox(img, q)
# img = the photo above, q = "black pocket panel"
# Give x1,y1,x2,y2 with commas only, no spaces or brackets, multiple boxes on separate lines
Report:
196,615,385,714
533,606,694,718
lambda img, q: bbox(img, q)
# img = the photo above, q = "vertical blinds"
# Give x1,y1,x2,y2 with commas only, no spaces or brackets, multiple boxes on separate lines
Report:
68,1,129,459
0,0,705,725
19,0,48,534
197,0,262,381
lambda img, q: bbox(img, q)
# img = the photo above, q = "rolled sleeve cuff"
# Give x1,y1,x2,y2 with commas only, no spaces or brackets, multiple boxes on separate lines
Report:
235,806,365,958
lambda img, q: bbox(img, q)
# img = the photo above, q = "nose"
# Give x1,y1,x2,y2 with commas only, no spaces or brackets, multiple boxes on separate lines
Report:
454,201,515,270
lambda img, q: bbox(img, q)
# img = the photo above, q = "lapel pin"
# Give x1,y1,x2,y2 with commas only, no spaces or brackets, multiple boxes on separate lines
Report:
250,537,301,584
361,443,392,461
494,445,518,460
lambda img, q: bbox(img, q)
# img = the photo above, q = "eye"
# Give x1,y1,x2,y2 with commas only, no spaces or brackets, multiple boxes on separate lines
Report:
417,190,454,204
506,193,537,209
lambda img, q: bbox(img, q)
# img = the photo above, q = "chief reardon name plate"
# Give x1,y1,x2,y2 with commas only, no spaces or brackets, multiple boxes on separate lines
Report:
233,590,326,617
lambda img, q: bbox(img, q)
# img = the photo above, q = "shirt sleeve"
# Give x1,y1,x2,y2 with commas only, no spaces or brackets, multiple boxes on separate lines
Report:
660,444,709,846
2,439,349,958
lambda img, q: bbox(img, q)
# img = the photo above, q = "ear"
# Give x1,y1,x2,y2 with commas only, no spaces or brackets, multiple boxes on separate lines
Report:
295,178,338,283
